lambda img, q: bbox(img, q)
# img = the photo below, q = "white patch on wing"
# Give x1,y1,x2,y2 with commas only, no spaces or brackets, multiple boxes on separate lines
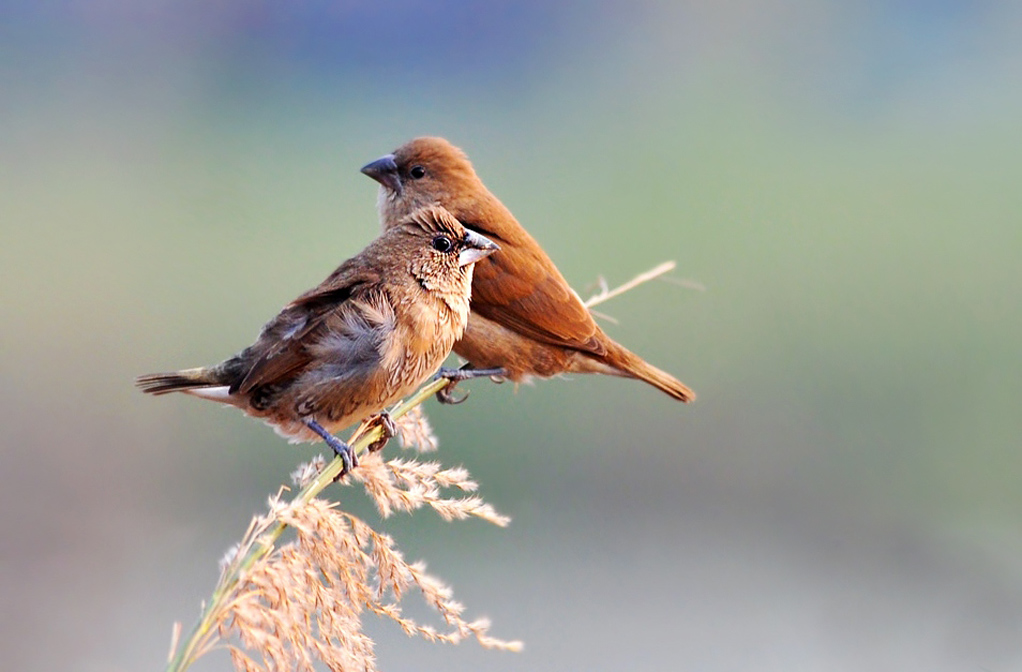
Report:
183,386,233,402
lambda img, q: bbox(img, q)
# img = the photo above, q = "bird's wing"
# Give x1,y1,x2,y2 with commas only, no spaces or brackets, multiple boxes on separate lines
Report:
466,226,606,356
233,260,381,395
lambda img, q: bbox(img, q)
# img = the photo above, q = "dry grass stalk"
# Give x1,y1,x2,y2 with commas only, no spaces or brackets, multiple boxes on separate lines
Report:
584,260,678,308
164,377,519,672
219,492,519,672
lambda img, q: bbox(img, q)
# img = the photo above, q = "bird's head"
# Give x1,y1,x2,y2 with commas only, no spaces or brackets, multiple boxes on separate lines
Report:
361,137,485,228
390,205,498,315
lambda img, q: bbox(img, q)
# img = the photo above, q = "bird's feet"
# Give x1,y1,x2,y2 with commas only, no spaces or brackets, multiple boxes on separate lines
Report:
433,366,507,405
363,411,398,453
304,418,357,480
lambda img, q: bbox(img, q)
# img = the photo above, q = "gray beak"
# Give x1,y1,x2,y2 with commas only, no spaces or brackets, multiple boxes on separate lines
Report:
360,154,402,195
458,229,499,267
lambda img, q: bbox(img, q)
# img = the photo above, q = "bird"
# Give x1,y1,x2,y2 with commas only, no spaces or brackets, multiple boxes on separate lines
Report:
136,205,499,474
360,136,695,404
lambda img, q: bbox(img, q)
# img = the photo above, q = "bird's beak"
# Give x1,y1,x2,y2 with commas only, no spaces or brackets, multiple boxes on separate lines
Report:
459,230,499,267
360,154,402,195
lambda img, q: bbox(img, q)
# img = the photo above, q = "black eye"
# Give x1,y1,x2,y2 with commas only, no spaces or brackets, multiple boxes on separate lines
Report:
431,235,453,253
409,165,426,179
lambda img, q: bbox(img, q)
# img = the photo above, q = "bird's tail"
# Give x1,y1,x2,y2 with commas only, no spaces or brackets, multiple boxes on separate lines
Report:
603,341,696,403
135,367,221,395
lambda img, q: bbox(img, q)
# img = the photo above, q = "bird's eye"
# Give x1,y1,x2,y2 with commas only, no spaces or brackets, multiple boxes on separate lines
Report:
409,165,426,179
431,235,453,253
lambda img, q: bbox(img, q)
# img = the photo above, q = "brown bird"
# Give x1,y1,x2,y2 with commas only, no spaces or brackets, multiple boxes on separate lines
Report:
361,137,695,403
136,205,499,473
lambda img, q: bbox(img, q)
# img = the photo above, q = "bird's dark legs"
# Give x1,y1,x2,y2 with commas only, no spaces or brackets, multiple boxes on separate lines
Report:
435,365,507,381
434,365,507,405
304,418,357,477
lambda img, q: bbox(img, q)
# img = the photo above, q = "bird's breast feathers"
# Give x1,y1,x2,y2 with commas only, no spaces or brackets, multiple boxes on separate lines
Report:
375,287,464,380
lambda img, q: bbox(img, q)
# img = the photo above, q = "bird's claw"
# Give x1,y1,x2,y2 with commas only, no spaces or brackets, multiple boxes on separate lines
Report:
322,437,358,482
365,411,397,453
432,366,507,404
436,379,469,405
304,418,358,481
333,443,358,481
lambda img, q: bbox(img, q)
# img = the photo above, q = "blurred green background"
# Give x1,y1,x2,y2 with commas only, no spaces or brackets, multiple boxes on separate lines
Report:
3,2,1021,670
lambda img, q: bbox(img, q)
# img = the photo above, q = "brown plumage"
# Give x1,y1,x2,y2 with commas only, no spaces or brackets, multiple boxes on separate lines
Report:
137,205,498,469
361,137,695,402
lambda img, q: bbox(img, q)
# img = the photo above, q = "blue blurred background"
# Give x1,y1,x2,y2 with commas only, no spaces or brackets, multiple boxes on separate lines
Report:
3,2,1021,670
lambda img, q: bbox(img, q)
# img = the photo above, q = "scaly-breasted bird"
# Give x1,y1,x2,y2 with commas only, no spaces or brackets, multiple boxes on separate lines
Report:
361,137,694,403
137,205,498,473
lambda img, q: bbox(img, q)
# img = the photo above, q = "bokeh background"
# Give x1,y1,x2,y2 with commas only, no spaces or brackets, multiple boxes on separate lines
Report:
3,1,1021,670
